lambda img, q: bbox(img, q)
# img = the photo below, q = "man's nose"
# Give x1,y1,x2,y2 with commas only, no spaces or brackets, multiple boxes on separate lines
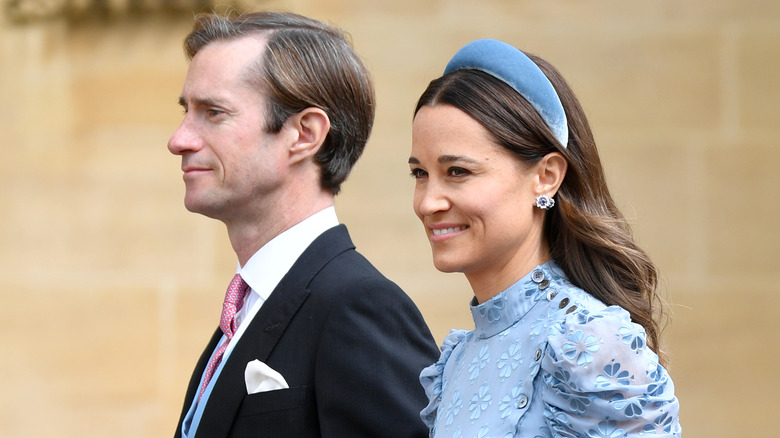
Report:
167,118,201,156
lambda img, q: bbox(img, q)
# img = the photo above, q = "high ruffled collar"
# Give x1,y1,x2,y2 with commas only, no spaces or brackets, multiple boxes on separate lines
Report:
469,260,561,339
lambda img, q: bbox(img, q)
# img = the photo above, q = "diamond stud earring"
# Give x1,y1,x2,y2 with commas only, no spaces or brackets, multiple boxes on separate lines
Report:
535,194,555,210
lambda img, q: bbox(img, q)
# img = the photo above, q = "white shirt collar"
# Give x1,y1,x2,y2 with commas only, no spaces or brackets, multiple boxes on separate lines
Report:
237,206,339,302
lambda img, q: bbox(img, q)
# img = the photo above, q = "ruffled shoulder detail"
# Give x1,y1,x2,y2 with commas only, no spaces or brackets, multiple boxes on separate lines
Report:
541,305,682,437
419,329,469,428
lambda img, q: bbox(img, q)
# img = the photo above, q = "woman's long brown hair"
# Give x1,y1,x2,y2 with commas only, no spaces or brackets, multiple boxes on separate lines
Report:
415,58,668,365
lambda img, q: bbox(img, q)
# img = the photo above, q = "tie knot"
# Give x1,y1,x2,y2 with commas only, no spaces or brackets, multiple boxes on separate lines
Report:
225,274,249,306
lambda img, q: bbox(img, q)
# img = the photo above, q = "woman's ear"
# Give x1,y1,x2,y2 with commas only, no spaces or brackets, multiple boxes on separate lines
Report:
287,107,331,164
535,151,567,197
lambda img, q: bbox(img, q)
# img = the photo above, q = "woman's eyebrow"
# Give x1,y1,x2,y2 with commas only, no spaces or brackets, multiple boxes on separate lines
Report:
408,155,479,165
438,155,478,164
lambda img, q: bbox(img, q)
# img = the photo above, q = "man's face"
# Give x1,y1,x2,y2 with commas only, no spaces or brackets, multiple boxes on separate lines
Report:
168,36,290,224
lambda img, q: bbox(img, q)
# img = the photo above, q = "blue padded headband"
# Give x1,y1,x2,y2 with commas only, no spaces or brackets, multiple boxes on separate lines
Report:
444,39,568,148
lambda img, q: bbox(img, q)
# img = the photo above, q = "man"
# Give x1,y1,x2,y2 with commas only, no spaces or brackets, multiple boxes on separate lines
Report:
167,11,439,438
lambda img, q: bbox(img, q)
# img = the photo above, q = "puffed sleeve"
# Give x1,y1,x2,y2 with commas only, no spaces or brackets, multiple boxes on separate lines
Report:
541,306,681,437
419,329,468,429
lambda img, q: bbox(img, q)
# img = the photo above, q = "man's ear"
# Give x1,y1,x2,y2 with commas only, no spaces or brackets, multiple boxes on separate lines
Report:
287,107,330,164
534,151,567,197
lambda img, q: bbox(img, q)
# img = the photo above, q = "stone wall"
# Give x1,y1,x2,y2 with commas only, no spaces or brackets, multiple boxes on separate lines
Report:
1,1,778,436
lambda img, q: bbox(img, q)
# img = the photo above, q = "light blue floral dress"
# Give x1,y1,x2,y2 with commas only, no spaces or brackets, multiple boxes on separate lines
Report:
420,261,681,438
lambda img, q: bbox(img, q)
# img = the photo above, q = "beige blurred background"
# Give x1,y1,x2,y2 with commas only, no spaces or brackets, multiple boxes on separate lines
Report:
1,0,778,436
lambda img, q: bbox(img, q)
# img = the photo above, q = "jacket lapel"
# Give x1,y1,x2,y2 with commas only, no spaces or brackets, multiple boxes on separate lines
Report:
194,225,355,437
175,328,222,437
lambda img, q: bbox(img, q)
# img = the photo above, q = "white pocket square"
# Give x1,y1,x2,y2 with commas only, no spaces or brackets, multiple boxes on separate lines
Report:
245,359,289,394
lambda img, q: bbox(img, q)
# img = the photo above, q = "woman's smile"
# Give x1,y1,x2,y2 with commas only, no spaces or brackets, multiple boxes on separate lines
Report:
429,224,469,241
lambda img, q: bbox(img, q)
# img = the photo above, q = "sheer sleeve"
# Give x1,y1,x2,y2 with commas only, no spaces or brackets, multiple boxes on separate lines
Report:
541,306,681,437
419,329,468,429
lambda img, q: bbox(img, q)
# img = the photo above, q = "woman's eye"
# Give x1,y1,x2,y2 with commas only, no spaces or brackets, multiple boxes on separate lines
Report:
448,167,470,177
410,168,428,179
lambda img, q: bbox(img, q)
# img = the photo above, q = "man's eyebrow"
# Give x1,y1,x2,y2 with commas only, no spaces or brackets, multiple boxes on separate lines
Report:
177,96,225,108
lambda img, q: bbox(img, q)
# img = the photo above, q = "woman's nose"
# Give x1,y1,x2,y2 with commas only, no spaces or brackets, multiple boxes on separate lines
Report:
415,182,450,217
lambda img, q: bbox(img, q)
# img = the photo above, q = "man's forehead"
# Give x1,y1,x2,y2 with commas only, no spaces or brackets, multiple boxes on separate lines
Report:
182,36,268,93
196,34,269,61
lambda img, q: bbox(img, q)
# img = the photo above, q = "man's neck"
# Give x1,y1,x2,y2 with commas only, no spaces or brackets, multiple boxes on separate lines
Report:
226,192,335,266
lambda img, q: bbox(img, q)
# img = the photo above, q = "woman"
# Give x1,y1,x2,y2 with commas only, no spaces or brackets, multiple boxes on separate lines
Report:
410,39,681,437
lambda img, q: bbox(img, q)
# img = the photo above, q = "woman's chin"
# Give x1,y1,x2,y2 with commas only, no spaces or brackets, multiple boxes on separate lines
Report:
431,257,464,274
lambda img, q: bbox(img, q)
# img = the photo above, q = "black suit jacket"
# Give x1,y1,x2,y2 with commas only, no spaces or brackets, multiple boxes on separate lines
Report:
175,225,439,437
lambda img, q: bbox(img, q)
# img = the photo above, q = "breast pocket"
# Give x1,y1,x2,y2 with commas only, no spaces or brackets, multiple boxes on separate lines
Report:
237,385,310,417
230,386,316,437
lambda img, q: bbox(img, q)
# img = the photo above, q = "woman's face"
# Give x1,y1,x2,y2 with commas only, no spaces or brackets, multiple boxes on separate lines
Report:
409,104,548,297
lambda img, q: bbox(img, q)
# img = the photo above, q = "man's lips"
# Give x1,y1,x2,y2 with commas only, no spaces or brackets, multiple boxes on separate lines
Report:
181,165,214,177
181,166,213,182
182,166,211,172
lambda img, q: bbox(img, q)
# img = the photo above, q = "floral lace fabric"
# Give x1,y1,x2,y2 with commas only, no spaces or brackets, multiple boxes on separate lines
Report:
420,261,681,437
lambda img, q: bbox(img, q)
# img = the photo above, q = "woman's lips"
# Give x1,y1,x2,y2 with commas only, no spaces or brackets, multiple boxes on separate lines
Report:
428,224,468,242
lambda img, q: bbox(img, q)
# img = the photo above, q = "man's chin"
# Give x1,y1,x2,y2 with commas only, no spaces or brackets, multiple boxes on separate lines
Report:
184,196,222,220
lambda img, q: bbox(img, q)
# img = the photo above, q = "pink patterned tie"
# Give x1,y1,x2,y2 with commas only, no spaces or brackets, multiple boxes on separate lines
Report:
199,274,250,400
